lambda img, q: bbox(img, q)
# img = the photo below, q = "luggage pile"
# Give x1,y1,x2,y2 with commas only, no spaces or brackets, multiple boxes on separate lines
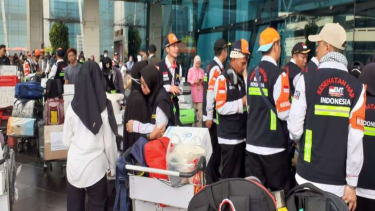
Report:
178,82,196,126
6,82,44,152
38,83,67,173
114,126,211,211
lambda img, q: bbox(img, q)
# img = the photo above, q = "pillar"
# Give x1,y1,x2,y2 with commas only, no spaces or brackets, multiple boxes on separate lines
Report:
149,2,162,59
83,0,100,62
27,0,43,51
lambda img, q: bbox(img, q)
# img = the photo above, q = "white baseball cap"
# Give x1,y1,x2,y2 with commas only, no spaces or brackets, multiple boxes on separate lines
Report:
308,23,347,50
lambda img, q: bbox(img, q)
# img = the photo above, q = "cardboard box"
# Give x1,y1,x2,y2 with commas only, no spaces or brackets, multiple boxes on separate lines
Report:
163,127,212,162
64,84,75,95
0,87,16,109
63,94,74,113
44,125,68,161
0,65,17,76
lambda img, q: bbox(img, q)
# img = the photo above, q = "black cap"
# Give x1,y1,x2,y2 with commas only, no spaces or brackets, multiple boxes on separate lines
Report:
163,33,181,48
292,42,310,55
214,39,229,51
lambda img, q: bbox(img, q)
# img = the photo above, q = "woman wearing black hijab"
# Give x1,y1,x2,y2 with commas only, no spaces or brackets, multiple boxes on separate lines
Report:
63,61,118,211
126,64,175,139
123,61,150,150
356,63,375,211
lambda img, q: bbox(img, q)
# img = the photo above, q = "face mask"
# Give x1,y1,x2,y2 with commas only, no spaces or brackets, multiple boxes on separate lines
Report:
104,54,108,58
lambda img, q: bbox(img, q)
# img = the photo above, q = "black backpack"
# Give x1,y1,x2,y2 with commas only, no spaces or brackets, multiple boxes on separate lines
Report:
188,178,277,211
286,183,349,211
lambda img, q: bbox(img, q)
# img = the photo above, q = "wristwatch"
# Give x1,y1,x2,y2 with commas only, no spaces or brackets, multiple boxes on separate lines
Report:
347,184,356,190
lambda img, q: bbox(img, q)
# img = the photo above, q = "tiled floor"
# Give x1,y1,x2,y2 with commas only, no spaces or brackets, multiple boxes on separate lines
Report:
13,146,67,211
12,142,116,211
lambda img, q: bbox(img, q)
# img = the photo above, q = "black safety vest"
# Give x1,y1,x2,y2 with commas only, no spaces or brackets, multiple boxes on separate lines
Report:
358,95,375,190
55,61,67,81
203,59,223,120
156,58,181,125
150,90,176,128
303,59,318,76
157,58,181,88
217,66,247,140
297,67,364,185
246,61,287,148
283,61,302,97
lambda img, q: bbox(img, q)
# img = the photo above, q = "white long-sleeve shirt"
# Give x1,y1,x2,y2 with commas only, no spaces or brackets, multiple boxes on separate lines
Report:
204,56,224,123
163,57,182,93
288,61,365,197
214,74,245,145
246,56,289,155
47,59,64,80
63,105,118,188
132,107,168,134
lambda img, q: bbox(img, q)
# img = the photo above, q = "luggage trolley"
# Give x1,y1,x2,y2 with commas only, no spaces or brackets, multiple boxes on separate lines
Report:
0,131,17,211
125,156,206,211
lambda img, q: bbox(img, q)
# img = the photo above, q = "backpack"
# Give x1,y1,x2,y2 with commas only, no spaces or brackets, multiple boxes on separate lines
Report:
144,137,170,180
46,78,63,99
44,98,64,125
15,82,44,100
188,178,277,211
286,183,349,211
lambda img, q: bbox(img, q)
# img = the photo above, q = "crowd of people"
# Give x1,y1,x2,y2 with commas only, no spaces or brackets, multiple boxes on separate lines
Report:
1,21,375,211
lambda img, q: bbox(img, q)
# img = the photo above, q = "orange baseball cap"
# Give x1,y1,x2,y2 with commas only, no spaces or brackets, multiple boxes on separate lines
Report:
163,33,181,47
33,49,40,56
258,27,280,52
230,39,250,59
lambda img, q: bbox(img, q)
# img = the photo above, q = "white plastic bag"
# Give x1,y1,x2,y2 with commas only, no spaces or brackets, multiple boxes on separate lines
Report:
166,135,206,187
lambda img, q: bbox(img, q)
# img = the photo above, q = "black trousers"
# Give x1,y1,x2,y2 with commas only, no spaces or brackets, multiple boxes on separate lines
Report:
221,142,246,179
247,150,290,192
357,196,375,211
67,175,108,211
206,122,221,184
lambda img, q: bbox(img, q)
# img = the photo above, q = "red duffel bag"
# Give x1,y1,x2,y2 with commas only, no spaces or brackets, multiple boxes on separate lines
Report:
144,137,170,180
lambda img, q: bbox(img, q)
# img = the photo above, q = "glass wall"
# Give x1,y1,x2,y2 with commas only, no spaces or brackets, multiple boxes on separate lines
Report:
99,0,114,56
0,0,27,48
160,0,375,76
50,0,83,49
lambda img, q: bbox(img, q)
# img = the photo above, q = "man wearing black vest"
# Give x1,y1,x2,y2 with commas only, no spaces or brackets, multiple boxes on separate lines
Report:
156,33,182,125
203,39,228,183
246,27,291,192
288,23,366,211
283,42,310,98
356,63,375,211
214,39,249,179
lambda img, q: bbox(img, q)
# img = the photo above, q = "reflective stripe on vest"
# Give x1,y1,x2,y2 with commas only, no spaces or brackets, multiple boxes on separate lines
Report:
314,105,350,118
364,126,375,137
248,87,268,97
270,110,276,131
204,75,208,82
304,129,312,163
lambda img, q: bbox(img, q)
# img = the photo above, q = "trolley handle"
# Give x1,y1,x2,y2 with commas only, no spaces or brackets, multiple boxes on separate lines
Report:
179,156,206,178
125,156,207,178
0,145,10,165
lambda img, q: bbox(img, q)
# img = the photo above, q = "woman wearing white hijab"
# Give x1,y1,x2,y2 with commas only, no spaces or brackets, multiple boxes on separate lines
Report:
187,55,205,127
